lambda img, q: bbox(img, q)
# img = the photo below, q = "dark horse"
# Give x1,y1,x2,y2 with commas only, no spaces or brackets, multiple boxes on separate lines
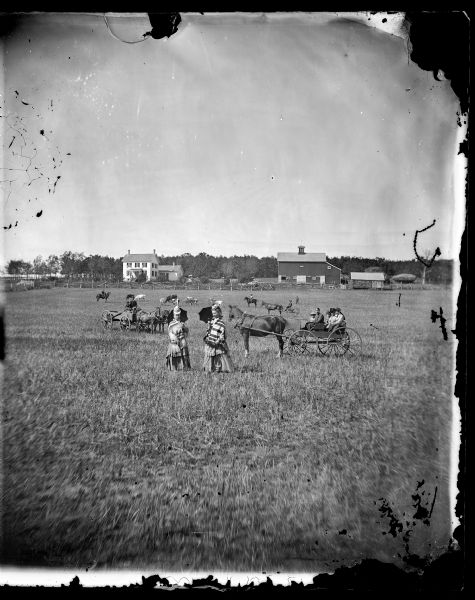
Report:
156,309,171,333
228,304,288,358
96,291,110,302
261,300,283,314
244,296,257,307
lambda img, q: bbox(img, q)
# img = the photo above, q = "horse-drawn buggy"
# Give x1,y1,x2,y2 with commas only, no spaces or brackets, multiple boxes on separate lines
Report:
285,325,362,357
228,304,362,358
101,307,167,333
101,308,137,330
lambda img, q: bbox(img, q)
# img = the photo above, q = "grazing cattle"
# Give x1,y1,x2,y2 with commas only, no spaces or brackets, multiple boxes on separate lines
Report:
96,291,110,302
228,304,288,358
244,296,257,307
163,294,177,304
135,294,146,301
261,301,283,315
185,296,198,305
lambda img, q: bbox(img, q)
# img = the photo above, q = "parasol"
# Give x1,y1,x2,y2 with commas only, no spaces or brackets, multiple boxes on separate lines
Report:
198,306,213,324
166,307,188,324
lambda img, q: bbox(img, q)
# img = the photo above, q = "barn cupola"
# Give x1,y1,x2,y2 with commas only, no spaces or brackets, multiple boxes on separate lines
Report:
127,249,130,254
298,245,305,255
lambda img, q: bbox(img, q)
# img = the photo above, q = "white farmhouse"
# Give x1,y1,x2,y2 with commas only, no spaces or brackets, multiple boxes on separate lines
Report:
122,249,160,282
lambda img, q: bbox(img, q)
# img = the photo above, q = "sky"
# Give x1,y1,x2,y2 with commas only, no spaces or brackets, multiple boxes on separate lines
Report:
1,12,466,264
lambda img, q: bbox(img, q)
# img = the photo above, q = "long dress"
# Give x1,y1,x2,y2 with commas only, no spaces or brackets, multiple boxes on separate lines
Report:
203,317,234,373
166,320,191,371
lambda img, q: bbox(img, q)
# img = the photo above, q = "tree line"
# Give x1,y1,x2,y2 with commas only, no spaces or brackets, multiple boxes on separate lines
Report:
4,251,454,284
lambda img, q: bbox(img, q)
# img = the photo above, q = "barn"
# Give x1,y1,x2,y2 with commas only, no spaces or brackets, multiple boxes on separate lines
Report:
277,246,341,285
122,250,160,282
350,272,385,289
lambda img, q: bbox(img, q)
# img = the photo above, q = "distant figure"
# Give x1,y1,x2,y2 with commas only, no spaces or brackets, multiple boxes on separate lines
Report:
203,304,233,373
295,296,299,305
284,299,293,311
166,306,191,371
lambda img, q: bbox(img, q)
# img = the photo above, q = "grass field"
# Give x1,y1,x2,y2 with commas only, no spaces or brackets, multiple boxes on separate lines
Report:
2,285,457,573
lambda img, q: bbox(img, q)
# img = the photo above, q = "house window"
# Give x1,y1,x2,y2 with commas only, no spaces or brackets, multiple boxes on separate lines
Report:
281,276,287,281
142,263,147,267
135,262,140,267
127,262,132,267
327,265,331,270
299,265,304,268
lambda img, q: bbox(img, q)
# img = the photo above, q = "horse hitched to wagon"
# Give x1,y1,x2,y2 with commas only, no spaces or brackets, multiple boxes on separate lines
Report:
228,304,362,358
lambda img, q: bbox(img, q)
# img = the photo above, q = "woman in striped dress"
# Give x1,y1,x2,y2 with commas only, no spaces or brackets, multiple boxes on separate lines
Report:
166,306,191,371
203,304,233,373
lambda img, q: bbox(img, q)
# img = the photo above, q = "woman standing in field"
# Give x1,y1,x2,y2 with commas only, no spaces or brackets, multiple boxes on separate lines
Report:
166,305,191,371
203,304,234,373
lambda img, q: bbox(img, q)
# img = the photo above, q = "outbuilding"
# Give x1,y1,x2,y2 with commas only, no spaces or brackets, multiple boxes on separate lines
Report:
350,272,385,289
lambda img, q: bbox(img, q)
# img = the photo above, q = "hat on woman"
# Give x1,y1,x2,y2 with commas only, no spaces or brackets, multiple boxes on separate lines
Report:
173,305,181,316
212,303,222,315
310,310,317,315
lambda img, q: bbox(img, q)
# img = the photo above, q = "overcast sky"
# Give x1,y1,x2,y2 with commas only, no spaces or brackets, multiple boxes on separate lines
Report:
1,12,465,263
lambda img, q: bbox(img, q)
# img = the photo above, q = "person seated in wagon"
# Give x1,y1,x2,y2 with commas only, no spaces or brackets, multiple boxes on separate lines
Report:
306,308,325,330
125,294,138,322
166,305,191,371
203,304,233,373
326,307,346,332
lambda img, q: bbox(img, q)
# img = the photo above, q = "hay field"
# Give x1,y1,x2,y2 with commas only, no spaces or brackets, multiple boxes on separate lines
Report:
2,285,456,572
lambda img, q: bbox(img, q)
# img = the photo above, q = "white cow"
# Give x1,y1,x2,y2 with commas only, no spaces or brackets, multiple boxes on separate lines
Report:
135,294,146,301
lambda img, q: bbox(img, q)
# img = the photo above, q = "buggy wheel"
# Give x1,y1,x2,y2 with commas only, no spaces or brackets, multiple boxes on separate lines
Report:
102,311,111,329
288,330,318,356
324,327,353,357
341,327,362,357
282,328,294,353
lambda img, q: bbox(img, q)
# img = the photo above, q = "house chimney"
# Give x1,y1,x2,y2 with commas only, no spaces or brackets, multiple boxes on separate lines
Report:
128,249,130,254
153,249,156,254
298,245,305,255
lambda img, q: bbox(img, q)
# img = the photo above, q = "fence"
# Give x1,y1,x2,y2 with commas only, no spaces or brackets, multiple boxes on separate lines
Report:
2,277,447,293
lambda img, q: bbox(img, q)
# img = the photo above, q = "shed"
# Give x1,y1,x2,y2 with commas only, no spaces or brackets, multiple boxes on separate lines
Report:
350,272,385,289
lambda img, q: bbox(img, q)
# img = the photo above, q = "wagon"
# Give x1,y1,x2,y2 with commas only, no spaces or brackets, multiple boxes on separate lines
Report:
101,309,139,331
285,326,362,357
